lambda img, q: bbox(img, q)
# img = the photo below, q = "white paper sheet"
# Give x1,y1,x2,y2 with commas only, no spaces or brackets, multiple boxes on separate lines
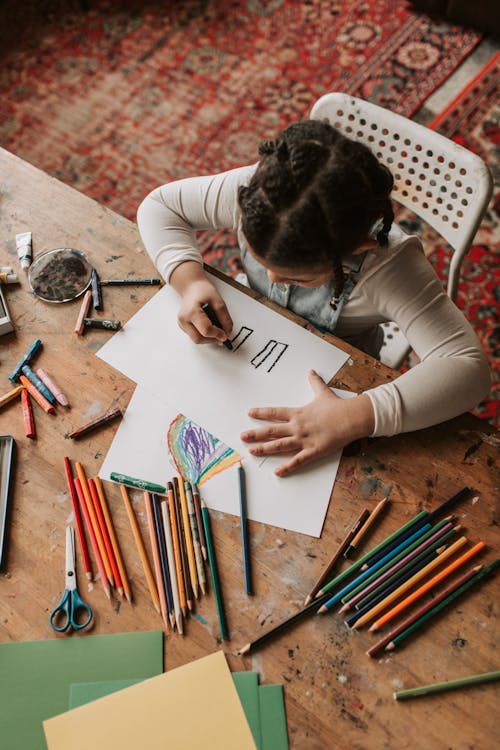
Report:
99,384,354,537
97,274,349,455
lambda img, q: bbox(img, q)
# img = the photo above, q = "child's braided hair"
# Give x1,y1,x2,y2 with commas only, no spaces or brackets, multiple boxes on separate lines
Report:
238,120,394,299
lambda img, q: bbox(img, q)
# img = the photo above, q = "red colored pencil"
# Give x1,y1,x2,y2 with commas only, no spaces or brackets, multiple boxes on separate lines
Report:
63,457,92,581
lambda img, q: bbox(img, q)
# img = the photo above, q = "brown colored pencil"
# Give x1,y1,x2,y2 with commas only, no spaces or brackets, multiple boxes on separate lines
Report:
344,497,390,558
172,478,193,611
304,508,370,605
143,491,169,627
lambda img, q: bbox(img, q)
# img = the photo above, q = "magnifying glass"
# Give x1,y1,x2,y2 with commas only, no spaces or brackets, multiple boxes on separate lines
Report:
28,248,93,303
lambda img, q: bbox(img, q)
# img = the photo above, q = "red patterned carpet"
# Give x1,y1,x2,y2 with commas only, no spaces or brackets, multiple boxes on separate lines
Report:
1,1,496,426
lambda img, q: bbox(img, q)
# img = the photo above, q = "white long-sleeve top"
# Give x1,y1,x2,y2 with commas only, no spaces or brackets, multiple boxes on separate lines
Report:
137,165,491,437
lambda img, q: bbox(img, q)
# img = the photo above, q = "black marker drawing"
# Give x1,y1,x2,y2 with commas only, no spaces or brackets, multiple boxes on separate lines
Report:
231,325,254,351
251,340,289,372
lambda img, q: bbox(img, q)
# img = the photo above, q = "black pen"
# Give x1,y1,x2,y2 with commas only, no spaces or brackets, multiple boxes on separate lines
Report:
201,303,233,350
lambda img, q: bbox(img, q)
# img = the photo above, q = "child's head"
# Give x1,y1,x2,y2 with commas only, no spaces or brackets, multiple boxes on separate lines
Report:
238,119,394,297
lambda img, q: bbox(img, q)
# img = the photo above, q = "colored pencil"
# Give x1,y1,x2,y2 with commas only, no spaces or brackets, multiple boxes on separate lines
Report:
36,368,70,407
184,481,206,595
69,407,123,440
143,492,169,627
316,520,433,599
151,494,175,628
161,499,183,634
74,289,92,335
367,564,483,657
20,365,56,405
317,523,434,612
93,476,131,601
366,539,485,632
352,536,469,629
88,478,120,591
176,476,199,600
73,478,110,598
384,559,500,652
362,487,471,570
63,457,92,581
238,462,252,595
238,590,333,655
341,520,457,613
201,500,229,640
75,462,114,585
19,374,55,414
172,478,193,611
0,384,24,409
394,671,500,700
304,508,370,605
355,529,458,613
119,484,160,613
345,548,442,628
192,484,208,561
166,482,187,616
21,388,36,439
344,497,390,558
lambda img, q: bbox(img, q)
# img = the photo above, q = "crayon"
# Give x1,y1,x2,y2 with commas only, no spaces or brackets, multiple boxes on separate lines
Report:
110,472,166,494
9,338,43,382
83,318,121,331
99,278,162,286
69,407,123,439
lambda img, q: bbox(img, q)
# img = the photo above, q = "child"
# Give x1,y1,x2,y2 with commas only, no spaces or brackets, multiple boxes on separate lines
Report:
137,120,490,477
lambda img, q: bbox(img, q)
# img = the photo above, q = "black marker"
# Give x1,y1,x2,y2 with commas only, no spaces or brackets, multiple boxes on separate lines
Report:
201,303,233,350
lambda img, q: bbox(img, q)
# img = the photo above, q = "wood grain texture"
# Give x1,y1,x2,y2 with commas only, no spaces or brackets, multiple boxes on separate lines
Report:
0,148,498,749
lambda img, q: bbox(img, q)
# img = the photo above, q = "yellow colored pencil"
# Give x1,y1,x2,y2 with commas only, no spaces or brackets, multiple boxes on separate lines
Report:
119,484,160,614
177,476,199,600
166,482,187,615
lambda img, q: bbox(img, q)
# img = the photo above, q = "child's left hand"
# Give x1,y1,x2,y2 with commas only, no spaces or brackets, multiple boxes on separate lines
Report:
240,370,375,477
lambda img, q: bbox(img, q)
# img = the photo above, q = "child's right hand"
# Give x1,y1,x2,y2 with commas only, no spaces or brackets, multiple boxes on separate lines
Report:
170,261,233,345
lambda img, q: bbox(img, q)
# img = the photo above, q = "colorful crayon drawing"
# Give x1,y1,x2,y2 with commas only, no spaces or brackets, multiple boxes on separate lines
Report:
167,413,241,485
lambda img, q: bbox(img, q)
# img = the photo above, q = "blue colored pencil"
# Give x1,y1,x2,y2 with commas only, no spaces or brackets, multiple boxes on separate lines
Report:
238,462,252,595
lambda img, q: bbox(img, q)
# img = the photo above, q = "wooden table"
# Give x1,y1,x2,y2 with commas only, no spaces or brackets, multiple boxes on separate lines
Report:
1,148,498,750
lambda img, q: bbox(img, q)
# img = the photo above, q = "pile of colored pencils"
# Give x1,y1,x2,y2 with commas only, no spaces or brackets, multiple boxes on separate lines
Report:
239,487,498,656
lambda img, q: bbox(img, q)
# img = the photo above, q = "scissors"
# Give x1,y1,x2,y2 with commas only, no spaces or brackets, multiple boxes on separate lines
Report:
50,525,93,633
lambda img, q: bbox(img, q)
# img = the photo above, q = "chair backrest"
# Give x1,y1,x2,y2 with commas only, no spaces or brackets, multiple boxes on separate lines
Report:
310,93,493,300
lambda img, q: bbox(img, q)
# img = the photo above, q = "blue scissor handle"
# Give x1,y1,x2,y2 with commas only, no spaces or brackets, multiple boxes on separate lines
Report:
50,589,93,632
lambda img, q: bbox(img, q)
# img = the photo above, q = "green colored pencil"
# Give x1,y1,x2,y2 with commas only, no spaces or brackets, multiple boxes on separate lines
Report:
201,500,229,641
394,670,500,700
386,558,500,651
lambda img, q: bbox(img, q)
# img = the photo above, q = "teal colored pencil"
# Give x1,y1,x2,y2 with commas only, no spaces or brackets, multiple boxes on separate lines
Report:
394,670,500,700
201,500,229,641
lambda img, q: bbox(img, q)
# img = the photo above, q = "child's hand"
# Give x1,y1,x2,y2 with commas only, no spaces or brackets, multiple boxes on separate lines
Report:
240,370,375,477
171,261,233,345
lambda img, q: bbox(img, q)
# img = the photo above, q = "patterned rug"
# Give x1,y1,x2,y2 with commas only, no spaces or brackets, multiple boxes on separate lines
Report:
399,52,499,427
0,0,481,222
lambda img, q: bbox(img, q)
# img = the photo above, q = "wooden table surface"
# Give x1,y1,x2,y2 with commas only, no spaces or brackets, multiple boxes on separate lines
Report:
0,148,498,750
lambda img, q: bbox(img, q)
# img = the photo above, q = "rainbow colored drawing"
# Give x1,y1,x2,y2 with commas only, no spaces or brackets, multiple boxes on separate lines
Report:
167,413,241,485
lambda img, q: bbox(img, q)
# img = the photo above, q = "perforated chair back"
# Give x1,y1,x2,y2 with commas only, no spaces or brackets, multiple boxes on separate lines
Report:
310,93,493,301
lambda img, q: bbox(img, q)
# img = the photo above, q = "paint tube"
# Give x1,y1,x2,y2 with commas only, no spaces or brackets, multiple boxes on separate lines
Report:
16,231,32,270
0,272,19,284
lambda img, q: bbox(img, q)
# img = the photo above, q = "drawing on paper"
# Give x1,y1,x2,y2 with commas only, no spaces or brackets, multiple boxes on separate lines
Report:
230,325,289,372
167,413,241,485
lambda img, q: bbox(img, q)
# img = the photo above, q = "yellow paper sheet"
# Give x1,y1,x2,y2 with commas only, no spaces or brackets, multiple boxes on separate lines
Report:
43,650,257,750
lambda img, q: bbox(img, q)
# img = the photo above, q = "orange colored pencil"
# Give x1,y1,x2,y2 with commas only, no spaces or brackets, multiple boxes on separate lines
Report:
167,481,187,615
93,476,131,602
75,462,113,585
369,540,486,632
73,477,110,598
344,497,390,558
119,484,160,614
352,536,468,629
88,478,121,593
143,491,169,627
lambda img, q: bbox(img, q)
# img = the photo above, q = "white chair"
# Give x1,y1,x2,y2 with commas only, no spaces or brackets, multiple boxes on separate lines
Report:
310,92,494,369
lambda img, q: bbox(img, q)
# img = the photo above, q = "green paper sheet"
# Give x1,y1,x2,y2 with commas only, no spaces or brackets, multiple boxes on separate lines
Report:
69,679,144,708
0,630,163,750
259,684,289,750
233,672,262,750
